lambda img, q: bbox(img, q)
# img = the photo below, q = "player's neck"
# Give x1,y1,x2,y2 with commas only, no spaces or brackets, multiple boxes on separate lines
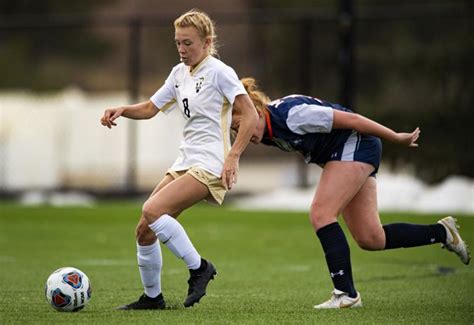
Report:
190,55,210,73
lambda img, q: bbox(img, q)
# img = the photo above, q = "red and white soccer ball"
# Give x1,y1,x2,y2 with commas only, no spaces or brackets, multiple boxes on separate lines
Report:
45,267,91,312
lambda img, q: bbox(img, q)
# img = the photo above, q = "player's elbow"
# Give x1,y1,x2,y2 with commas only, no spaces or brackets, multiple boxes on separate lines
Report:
333,110,360,130
247,108,259,126
144,101,159,119
239,108,258,133
340,113,369,134
347,113,364,131
235,95,259,124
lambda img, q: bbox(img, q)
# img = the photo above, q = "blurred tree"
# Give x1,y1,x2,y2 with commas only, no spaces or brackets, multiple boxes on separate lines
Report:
0,0,116,90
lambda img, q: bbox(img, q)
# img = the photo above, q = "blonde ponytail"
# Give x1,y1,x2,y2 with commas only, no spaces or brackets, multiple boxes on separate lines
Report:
241,77,270,115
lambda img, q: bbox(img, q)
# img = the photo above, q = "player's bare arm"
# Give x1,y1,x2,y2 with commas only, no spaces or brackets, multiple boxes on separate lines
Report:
101,100,159,129
332,110,420,147
221,94,258,190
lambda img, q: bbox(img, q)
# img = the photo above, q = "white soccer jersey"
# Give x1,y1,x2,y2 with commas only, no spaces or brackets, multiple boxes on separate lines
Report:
150,56,246,177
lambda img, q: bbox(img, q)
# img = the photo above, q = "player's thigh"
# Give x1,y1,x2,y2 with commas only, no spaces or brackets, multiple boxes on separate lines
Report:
142,174,210,223
147,174,186,217
149,174,175,197
311,161,374,229
342,177,385,250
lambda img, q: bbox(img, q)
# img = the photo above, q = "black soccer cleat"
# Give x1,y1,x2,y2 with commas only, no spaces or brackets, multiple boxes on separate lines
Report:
183,259,217,307
117,293,166,310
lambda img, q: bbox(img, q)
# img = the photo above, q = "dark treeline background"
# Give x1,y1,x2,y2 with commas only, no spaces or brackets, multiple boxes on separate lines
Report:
1,0,472,184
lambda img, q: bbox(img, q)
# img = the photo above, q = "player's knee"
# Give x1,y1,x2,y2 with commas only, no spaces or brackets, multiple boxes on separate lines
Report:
354,233,385,251
142,200,162,224
135,222,156,245
309,204,336,231
142,199,175,224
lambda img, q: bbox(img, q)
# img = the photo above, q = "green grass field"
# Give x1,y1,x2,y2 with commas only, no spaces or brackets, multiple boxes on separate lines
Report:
0,201,473,324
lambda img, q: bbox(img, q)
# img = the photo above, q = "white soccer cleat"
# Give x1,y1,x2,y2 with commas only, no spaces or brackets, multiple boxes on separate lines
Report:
313,289,362,309
438,216,471,265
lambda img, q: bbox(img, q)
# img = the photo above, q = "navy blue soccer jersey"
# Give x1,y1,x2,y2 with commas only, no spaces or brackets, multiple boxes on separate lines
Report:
261,95,354,165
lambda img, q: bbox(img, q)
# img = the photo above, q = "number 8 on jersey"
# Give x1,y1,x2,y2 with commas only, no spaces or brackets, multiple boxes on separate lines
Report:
182,98,191,118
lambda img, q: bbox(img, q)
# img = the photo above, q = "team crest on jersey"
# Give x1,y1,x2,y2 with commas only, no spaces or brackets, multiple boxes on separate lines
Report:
195,77,204,93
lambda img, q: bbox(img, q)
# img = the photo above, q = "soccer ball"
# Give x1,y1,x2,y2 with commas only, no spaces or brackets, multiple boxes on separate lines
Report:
45,267,91,312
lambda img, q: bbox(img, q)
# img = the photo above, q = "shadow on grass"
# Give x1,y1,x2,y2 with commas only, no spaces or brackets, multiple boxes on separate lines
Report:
359,261,456,283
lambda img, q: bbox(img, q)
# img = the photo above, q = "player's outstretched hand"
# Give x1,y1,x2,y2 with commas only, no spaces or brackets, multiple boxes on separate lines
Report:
221,153,239,190
101,107,125,129
395,127,421,147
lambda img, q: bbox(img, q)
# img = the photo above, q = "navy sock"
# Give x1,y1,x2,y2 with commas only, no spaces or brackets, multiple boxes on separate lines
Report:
383,223,446,249
316,222,357,298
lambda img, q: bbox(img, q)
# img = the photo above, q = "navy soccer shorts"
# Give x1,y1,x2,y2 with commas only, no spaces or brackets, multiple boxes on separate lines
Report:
327,131,382,177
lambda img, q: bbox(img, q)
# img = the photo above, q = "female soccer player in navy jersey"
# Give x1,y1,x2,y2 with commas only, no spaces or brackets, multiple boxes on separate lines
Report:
100,10,258,310
234,77,470,309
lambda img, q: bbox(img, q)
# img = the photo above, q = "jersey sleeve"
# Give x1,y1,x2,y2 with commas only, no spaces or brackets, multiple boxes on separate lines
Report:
215,65,247,105
286,104,334,135
150,68,178,115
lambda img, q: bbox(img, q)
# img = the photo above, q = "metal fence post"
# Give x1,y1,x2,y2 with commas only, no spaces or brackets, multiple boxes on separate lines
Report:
296,18,313,189
339,0,355,109
126,17,141,193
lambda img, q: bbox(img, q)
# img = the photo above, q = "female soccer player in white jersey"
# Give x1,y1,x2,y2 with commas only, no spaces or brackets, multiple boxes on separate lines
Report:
233,77,470,309
100,10,258,310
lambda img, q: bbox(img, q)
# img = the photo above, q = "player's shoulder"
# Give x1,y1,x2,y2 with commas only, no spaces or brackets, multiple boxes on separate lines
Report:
269,95,312,109
284,94,324,105
207,56,226,67
269,94,337,110
170,62,186,74
164,62,186,82
205,56,237,74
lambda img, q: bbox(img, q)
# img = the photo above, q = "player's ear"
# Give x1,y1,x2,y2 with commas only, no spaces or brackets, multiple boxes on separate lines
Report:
203,37,211,49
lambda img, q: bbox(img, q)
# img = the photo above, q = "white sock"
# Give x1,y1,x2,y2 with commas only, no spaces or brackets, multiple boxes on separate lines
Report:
149,214,201,270
137,242,162,298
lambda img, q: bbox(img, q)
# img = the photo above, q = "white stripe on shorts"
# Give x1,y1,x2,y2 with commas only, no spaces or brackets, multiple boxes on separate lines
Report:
341,132,361,161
